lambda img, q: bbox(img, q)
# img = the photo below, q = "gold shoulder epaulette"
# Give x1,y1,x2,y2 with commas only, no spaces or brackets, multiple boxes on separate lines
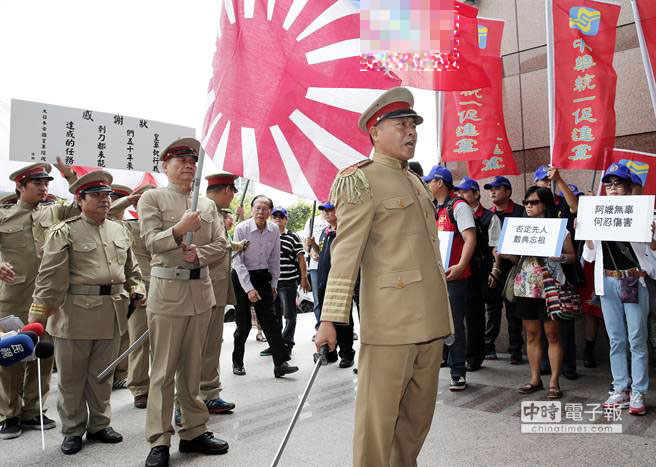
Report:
330,160,373,205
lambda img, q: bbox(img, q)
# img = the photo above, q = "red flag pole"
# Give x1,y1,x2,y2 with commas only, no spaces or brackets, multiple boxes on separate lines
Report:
632,0,656,120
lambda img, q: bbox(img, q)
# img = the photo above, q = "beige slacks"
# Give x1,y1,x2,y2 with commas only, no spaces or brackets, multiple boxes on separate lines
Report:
199,305,225,401
127,306,150,397
145,310,211,447
354,339,443,467
53,329,121,436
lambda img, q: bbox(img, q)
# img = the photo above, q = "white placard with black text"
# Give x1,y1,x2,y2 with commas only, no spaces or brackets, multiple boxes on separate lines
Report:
575,195,655,243
498,217,568,258
9,99,195,173
437,231,454,270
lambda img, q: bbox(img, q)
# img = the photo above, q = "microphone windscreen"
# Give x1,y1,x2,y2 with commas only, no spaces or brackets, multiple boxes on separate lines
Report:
35,341,54,359
0,334,35,366
21,323,45,337
20,331,38,345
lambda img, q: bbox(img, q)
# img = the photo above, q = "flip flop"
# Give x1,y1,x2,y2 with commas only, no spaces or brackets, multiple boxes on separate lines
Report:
547,386,563,399
518,381,544,394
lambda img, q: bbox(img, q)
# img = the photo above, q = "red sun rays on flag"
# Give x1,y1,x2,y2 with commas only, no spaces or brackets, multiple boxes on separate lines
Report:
201,0,399,201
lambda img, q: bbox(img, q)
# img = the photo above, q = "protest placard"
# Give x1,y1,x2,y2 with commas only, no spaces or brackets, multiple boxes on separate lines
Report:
438,231,454,269
9,99,194,173
498,217,568,258
575,195,655,243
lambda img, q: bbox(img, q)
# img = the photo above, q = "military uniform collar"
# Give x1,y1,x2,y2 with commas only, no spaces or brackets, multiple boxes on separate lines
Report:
166,183,192,195
373,152,408,170
17,200,36,210
81,212,105,226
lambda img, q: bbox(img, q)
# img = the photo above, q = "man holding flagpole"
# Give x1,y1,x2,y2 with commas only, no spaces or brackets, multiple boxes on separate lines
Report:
138,138,230,467
315,87,453,467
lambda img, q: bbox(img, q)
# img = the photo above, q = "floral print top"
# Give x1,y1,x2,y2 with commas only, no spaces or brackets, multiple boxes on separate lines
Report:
514,256,565,298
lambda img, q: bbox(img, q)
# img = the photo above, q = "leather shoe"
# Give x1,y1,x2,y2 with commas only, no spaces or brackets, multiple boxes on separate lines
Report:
87,426,123,443
134,394,148,409
339,358,354,368
274,362,299,378
61,435,83,455
233,365,246,376
145,445,170,467
179,431,229,455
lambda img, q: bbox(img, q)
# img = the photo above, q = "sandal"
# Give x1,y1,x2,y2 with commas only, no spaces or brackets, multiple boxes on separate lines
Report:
518,381,544,394
547,386,563,400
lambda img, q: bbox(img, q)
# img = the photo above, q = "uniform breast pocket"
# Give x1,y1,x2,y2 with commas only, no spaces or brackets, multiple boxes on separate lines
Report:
161,208,180,229
195,211,214,244
380,195,417,236
113,238,130,266
72,242,99,270
0,224,26,249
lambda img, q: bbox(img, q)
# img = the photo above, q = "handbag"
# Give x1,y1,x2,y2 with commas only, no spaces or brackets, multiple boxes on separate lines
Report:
604,242,640,304
503,257,524,304
538,258,582,320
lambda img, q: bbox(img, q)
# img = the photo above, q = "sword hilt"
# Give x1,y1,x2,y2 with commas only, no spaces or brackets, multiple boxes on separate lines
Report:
313,345,329,365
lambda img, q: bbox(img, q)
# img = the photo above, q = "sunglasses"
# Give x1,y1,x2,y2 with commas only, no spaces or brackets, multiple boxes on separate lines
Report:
272,214,286,219
603,180,625,189
522,199,542,206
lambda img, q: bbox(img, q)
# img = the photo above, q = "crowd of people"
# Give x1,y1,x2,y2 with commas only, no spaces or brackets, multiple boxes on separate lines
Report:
0,86,655,467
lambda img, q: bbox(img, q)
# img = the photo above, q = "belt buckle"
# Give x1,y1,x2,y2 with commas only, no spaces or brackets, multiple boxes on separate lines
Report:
99,284,112,295
190,268,201,280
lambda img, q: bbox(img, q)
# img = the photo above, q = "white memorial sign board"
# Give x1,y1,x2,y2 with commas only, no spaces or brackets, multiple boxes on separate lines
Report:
498,217,568,258
575,195,655,243
9,99,195,173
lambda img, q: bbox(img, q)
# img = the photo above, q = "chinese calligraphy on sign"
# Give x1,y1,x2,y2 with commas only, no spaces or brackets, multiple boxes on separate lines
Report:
575,195,655,243
9,99,194,173
498,218,568,258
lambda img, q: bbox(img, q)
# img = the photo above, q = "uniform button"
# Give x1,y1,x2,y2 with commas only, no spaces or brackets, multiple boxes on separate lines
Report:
424,211,428,218
104,242,108,246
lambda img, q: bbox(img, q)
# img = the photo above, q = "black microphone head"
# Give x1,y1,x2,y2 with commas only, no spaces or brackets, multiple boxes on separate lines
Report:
21,331,38,345
35,341,54,359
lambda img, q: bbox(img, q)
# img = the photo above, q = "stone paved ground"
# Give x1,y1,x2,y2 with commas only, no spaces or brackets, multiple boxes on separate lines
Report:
3,312,656,466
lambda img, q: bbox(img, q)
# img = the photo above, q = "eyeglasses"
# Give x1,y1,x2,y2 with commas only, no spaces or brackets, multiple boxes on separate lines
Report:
522,199,542,206
603,180,625,189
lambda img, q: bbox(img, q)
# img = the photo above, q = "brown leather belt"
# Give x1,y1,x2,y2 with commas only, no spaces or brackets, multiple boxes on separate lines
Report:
604,268,645,279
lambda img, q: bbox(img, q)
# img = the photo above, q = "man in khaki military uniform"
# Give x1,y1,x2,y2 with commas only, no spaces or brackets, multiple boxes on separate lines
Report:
109,183,134,390
28,170,145,455
315,87,453,467
196,173,242,414
138,138,230,467
0,161,79,440
109,184,156,409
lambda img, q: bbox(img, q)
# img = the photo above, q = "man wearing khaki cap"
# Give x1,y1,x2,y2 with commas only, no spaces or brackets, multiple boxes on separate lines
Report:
109,183,156,409
315,87,453,467
0,159,80,440
28,170,145,455
138,138,230,466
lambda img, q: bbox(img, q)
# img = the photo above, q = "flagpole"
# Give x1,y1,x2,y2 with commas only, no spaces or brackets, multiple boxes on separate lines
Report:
631,0,656,120
545,0,556,166
436,91,444,166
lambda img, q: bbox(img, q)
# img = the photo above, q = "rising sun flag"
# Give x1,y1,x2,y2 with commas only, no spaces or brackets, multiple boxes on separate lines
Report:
201,0,399,201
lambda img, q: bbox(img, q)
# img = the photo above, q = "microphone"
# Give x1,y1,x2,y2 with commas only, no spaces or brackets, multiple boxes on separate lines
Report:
21,323,45,337
20,330,38,346
35,341,54,360
0,334,35,366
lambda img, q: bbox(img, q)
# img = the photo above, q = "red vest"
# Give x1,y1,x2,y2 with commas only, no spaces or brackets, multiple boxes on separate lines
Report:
436,197,472,279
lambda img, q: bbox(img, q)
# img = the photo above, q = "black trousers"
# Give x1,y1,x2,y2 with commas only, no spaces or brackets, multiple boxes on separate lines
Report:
465,269,486,366
232,269,290,367
484,264,524,354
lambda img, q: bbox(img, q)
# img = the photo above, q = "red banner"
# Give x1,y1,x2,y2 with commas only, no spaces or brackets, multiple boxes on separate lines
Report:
550,0,620,170
393,2,490,91
467,57,519,178
477,17,504,57
603,148,656,196
636,0,656,83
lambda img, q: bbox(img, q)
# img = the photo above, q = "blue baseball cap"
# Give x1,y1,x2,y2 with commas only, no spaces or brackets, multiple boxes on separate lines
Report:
601,163,633,183
534,165,549,182
559,184,582,197
483,176,512,190
272,207,288,218
423,165,453,184
454,176,480,192
629,171,643,186
318,201,335,211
